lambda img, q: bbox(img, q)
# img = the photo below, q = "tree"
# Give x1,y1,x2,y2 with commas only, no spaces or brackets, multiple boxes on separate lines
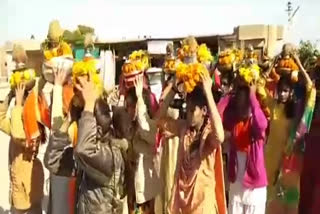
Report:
298,40,320,70
62,25,95,45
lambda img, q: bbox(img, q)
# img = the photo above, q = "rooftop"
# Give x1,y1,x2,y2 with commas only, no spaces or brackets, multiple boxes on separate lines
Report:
3,40,42,52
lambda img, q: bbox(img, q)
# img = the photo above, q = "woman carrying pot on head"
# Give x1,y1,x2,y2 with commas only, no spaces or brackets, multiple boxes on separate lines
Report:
121,50,161,213
259,50,316,214
218,81,268,214
157,37,227,213
0,44,51,214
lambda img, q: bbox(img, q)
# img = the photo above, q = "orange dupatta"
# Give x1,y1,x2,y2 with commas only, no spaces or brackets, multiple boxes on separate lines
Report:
214,146,227,214
23,90,51,146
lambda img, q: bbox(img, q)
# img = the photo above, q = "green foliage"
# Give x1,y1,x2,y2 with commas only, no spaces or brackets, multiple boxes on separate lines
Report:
78,25,94,35
298,40,320,70
62,25,95,45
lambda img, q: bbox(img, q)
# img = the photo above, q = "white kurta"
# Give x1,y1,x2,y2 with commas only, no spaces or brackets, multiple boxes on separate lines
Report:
228,152,267,214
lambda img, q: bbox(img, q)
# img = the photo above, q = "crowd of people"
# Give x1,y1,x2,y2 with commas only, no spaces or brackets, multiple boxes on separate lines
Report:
0,21,319,214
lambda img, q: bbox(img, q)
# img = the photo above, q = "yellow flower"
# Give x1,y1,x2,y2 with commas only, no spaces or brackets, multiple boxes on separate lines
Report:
197,44,213,63
59,41,73,56
184,81,192,93
239,64,260,85
176,63,188,79
126,50,149,74
44,50,54,61
72,59,102,95
44,41,73,61
72,60,96,77
135,61,144,71
176,62,208,93
218,49,243,66
129,51,138,60
9,69,36,88
129,50,146,61
183,45,190,55
24,72,30,80
9,76,15,86
12,72,22,87
141,55,149,70
164,58,177,73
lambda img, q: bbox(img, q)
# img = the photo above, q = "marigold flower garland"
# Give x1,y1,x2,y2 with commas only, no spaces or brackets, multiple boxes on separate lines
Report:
218,49,243,72
175,41,213,93
277,57,299,82
278,58,299,71
122,50,149,75
43,41,73,61
9,69,36,88
164,59,176,72
176,62,207,93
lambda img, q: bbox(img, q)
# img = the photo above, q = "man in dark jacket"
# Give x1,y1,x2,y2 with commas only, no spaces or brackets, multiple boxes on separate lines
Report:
45,72,128,214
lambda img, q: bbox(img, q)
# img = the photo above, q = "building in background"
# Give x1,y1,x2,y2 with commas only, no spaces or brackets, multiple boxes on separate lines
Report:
3,40,43,76
96,24,284,83
94,24,284,99
219,24,284,57
0,24,285,101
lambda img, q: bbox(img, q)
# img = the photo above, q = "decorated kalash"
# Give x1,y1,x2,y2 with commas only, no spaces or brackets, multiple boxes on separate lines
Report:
259,43,301,86
162,37,217,113
41,20,102,131
238,46,268,115
216,46,243,98
216,44,274,119
275,43,300,83
174,36,215,93
217,44,259,87
122,50,150,89
41,20,75,121
238,45,261,86
217,47,243,73
1,44,50,213
41,20,100,118
42,20,74,84
163,43,178,83
161,37,220,118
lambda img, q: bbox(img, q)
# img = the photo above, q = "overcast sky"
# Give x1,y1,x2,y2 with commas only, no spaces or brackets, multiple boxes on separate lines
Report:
1,0,319,46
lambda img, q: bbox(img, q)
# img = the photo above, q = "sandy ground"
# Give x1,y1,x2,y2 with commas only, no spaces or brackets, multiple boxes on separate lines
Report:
0,131,50,214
